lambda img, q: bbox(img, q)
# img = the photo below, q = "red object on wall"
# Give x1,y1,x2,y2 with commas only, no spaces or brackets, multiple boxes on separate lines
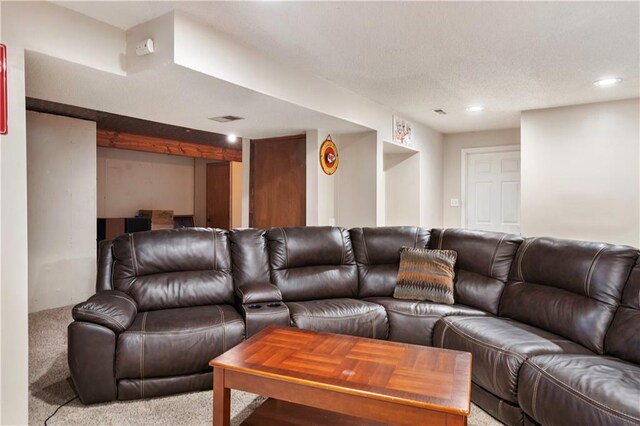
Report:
0,44,6,135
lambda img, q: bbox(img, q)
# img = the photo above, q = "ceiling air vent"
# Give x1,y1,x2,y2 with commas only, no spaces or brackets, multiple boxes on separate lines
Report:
208,115,245,123
433,109,447,115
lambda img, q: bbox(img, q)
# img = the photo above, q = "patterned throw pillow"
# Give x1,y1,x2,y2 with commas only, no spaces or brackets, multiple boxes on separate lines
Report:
393,247,457,304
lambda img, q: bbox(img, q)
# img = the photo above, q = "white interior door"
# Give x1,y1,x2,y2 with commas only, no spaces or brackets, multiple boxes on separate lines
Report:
465,149,521,234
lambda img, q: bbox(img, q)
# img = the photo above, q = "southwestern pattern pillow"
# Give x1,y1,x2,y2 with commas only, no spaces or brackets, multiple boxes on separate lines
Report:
393,247,457,304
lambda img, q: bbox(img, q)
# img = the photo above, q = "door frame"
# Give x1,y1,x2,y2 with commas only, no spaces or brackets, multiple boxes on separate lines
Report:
206,162,231,229
460,145,521,228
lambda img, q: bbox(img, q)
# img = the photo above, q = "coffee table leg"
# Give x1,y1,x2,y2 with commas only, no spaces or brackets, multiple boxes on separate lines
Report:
213,367,230,426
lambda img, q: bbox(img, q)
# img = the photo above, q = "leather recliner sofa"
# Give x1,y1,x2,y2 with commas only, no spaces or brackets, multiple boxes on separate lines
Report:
68,226,640,426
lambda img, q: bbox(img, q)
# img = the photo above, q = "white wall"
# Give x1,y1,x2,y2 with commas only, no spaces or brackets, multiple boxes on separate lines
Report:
385,153,421,226
0,4,127,417
0,45,29,426
27,112,97,312
2,1,125,75
442,128,520,227
97,147,195,218
306,129,336,226
413,124,444,228
521,99,640,246
170,12,444,228
334,131,378,229
193,158,212,227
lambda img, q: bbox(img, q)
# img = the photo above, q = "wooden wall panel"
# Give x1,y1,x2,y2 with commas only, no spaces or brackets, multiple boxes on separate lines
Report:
250,135,306,228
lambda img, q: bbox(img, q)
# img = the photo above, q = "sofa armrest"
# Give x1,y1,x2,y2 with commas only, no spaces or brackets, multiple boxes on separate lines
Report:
96,239,114,292
72,290,137,333
236,282,283,304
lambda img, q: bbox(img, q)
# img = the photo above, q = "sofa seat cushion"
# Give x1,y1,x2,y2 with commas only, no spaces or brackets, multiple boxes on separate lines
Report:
287,298,388,339
518,354,640,426
116,305,244,380
365,297,487,346
433,316,593,403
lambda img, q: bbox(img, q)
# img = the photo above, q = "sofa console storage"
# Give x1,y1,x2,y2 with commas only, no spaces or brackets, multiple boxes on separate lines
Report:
238,294,290,337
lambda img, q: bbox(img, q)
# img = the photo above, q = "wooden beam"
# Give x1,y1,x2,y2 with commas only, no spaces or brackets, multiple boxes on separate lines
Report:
97,129,242,162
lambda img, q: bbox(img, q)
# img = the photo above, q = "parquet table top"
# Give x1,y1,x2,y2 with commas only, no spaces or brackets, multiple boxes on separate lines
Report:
210,326,471,415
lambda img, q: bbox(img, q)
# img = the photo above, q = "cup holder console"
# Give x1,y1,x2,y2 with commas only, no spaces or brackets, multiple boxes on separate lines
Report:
267,303,282,308
247,304,262,309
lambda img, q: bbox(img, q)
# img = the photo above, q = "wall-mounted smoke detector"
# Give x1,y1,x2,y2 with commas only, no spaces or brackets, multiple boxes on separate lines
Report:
135,38,155,56
209,115,245,123
433,109,447,115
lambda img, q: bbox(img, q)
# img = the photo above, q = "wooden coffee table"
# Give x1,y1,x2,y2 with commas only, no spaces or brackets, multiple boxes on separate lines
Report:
209,326,471,426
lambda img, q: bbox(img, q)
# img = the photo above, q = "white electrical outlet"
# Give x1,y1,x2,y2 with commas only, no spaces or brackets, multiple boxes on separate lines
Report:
450,198,460,207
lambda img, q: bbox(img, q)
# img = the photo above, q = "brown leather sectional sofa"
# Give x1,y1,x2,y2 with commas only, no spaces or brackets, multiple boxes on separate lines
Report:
68,226,640,426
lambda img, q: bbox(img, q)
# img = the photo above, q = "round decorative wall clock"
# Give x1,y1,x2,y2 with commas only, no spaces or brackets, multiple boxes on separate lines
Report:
319,135,339,175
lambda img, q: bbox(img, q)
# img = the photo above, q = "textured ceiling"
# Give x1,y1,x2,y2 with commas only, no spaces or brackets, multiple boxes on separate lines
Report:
54,1,640,133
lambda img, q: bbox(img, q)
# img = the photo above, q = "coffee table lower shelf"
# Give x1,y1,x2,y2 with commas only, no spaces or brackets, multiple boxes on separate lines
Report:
241,398,387,426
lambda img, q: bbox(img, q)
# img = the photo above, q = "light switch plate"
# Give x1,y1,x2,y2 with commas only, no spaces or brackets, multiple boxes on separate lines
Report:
450,198,460,207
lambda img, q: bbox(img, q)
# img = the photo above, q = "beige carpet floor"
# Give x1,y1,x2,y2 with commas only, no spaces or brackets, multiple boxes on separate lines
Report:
29,306,502,425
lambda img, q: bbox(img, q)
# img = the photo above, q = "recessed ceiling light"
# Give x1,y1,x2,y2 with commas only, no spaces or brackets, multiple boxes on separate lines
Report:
226,134,238,143
593,77,622,87
466,105,485,112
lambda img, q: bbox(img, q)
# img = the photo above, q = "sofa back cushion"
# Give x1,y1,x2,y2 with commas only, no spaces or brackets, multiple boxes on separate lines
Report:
501,237,638,353
112,228,233,311
605,259,640,363
266,227,357,301
229,228,270,288
429,228,523,314
350,227,430,298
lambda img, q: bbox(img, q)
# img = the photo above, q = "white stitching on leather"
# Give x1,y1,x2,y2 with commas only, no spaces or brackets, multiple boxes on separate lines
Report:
531,370,543,419
110,294,137,310
291,311,376,321
438,323,449,347
110,260,116,291
527,359,640,422
243,310,284,316
216,305,227,352
281,228,289,269
517,238,536,281
444,320,526,360
339,228,346,265
74,310,126,331
384,309,441,318
288,302,313,317
438,229,446,250
493,351,501,392
290,312,378,320
361,229,371,265
141,312,147,399
584,246,607,298
122,321,245,335
212,230,217,271
129,234,139,277
489,234,508,278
